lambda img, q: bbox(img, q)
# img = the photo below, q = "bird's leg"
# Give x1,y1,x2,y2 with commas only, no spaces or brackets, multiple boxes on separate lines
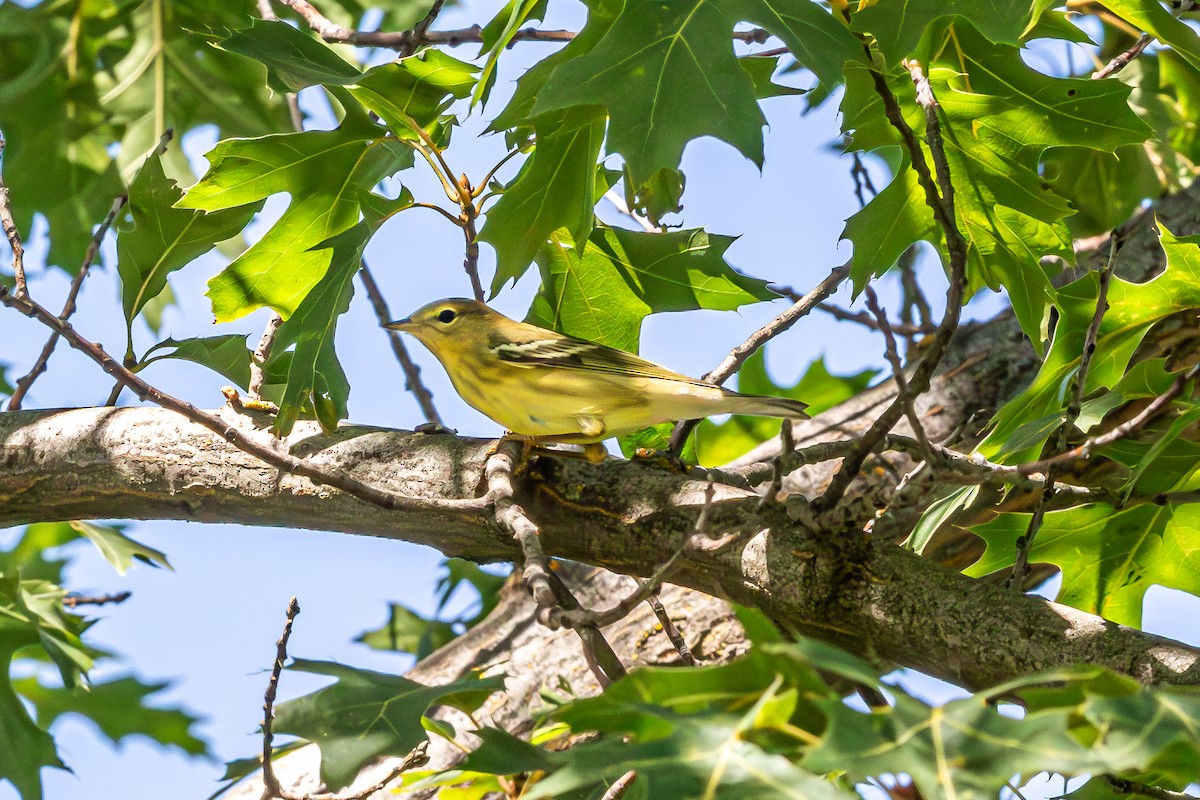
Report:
495,431,609,464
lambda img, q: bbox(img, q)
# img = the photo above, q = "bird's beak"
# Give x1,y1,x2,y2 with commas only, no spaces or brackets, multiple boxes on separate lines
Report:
383,317,412,331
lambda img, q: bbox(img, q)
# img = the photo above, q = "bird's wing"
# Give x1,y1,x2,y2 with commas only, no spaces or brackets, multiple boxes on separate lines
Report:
489,331,712,386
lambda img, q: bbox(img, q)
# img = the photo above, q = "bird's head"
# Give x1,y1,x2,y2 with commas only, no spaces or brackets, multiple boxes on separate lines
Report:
384,298,494,358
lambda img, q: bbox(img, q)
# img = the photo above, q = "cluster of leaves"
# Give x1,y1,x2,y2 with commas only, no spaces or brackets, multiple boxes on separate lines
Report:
0,523,202,800
238,610,1200,799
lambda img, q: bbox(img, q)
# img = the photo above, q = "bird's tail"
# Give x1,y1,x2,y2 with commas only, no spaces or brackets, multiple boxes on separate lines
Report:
721,392,810,420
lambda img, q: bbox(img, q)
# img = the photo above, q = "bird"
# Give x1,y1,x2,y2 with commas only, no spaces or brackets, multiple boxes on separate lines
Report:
385,298,808,457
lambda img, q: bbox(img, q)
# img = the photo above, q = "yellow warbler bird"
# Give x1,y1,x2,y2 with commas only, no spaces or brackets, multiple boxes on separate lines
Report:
385,298,808,449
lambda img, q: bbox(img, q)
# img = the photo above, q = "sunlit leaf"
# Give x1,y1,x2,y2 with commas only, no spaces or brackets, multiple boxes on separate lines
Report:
527,226,775,353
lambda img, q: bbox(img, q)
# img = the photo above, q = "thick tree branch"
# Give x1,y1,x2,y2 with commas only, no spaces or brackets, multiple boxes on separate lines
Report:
3,406,1198,691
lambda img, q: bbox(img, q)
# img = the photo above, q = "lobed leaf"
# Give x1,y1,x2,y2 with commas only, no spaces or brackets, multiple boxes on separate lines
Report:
273,659,504,791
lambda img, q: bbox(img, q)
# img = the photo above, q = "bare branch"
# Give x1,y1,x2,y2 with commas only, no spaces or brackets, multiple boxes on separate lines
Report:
1093,33,1152,79
249,313,284,401
8,193,128,411
600,771,638,800
1105,776,1197,800
486,440,625,686
1011,236,1119,587
668,262,850,453
63,591,132,608
358,262,442,425
398,0,446,57
261,596,300,800
817,60,969,511
274,4,775,53
0,284,491,515
864,286,935,463
0,135,27,299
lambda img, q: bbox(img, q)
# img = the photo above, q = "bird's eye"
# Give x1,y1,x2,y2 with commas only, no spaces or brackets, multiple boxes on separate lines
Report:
437,309,457,324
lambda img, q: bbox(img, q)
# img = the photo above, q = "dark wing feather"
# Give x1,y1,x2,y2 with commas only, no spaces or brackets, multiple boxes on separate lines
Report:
489,332,713,386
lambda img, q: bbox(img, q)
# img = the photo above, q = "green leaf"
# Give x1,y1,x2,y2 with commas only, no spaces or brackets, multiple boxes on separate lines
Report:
488,0,622,132
803,686,1105,799
841,25,1151,345
348,51,478,139
532,0,862,182
70,521,171,576
180,109,406,322
1116,404,1200,502
266,223,371,436
480,108,606,294
526,226,776,353
274,659,504,791
0,575,93,690
740,55,808,100
1041,145,1160,239
216,19,363,92
696,354,875,466
979,226,1200,462
530,709,849,800
966,503,1200,627
903,485,981,554
15,674,207,756
355,604,458,659
141,335,254,390
0,524,79,585
843,159,940,290
0,646,64,800
852,0,1048,63
624,166,687,229
472,0,548,107
433,559,507,621
118,148,259,350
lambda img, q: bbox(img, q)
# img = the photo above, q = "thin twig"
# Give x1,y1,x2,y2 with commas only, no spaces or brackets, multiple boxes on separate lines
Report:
864,286,936,463
1010,237,1118,588
485,441,562,619
295,745,429,800
63,591,132,608
646,592,697,666
0,135,27,299
398,0,447,57
261,596,300,800
544,569,627,686
1105,776,1196,800
276,3,772,52
1093,33,1152,79
604,187,659,233
8,193,128,411
758,420,795,511
850,151,878,208
810,301,935,336
815,60,969,512
249,313,284,401
600,771,638,800
358,262,442,424
897,245,933,338
668,262,850,454
457,174,485,302
0,285,492,514
486,440,628,686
